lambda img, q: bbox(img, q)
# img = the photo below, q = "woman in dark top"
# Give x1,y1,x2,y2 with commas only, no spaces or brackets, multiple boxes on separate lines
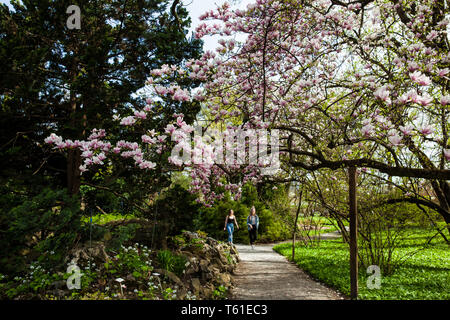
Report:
224,209,239,244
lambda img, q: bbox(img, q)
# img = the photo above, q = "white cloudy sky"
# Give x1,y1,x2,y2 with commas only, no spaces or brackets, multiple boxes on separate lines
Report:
185,0,252,51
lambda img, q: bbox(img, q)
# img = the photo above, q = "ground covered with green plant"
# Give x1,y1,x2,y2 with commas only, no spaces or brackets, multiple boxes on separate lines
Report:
273,226,450,300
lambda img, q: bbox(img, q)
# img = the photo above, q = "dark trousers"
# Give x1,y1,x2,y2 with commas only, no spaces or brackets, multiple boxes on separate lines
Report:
249,225,257,244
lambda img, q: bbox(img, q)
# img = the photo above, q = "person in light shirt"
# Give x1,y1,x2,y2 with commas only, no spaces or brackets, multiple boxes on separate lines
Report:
247,206,259,249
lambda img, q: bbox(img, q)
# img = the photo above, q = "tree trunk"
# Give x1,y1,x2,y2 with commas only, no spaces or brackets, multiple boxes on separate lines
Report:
67,148,81,195
67,67,81,196
432,181,450,237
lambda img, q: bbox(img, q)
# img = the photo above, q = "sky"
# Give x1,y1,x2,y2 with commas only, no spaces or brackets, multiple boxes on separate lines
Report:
0,0,254,52
185,0,252,51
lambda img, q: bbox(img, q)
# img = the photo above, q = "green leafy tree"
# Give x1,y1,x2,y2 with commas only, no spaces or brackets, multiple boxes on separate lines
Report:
0,0,202,203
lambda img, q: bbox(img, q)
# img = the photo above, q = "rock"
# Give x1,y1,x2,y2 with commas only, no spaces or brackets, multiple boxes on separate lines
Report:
216,273,231,286
50,280,67,290
201,284,214,298
210,266,220,277
50,289,67,299
67,242,110,266
180,250,194,258
177,286,188,300
212,257,227,271
158,231,240,299
218,252,229,265
185,257,199,274
229,264,237,272
206,237,219,246
154,268,184,287
199,259,209,272
191,278,201,295
183,231,200,241
125,274,135,281
229,245,239,256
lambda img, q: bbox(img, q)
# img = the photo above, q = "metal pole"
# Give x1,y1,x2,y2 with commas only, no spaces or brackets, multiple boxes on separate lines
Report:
89,206,92,271
349,166,358,300
151,192,158,250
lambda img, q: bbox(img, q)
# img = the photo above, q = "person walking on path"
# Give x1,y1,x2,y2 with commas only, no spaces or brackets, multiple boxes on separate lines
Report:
224,209,239,244
247,206,259,249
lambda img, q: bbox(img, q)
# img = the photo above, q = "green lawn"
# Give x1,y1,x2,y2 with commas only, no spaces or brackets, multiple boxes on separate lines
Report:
295,216,343,235
81,212,137,225
273,227,450,300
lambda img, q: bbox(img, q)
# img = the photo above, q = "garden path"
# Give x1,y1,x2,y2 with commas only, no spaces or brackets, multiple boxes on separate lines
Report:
231,233,345,300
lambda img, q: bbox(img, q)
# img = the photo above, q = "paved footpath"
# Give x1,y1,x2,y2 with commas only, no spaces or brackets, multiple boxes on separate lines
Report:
231,240,345,300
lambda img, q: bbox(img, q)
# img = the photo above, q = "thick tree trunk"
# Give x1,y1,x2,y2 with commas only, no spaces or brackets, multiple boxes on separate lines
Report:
432,181,450,238
67,68,81,196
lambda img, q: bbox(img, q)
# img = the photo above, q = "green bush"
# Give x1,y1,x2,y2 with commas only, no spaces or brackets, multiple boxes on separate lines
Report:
149,184,202,247
156,250,187,277
156,250,174,272
171,255,188,277
0,188,83,274
106,223,140,251
194,183,291,243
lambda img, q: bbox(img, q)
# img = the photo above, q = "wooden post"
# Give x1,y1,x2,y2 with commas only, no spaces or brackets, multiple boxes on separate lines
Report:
349,166,358,300
292,188,303,261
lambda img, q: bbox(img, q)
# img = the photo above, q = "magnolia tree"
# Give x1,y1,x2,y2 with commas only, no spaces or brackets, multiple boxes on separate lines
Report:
47,0,450,228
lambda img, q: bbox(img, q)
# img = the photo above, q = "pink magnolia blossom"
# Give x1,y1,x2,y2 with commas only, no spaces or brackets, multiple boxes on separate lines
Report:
407,61,420,72
399,125,413,136
374,86,390,103
361,123,375,137
418,125,433,136
81,150,93,158
139,161,156,170
438,68,449,77
79,165,88,173
88,129,106,140
165,124,176,135
418,93,433,106
388,130,402,146
92,156,104,165
409,71,431,86
120,116,136,126
440,95,450,106
44,133,63,145
173,88,190,102
444,149,450,161
44,0,450,206
141,135,155,144
154,85,169,95
134,111,147,119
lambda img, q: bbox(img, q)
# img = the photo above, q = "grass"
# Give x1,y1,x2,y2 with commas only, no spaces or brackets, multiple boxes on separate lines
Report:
295,216,343,235
81,212,136,225
273,226,450,300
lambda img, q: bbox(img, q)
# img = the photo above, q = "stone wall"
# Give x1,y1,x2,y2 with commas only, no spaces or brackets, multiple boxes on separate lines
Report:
172,231,240,299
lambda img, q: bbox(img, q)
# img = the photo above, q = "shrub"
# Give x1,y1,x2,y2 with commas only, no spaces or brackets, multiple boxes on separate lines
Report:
0,188,83,274
156,250,174,272
156,250,187,277
194,183,291,243
106,223,140,251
